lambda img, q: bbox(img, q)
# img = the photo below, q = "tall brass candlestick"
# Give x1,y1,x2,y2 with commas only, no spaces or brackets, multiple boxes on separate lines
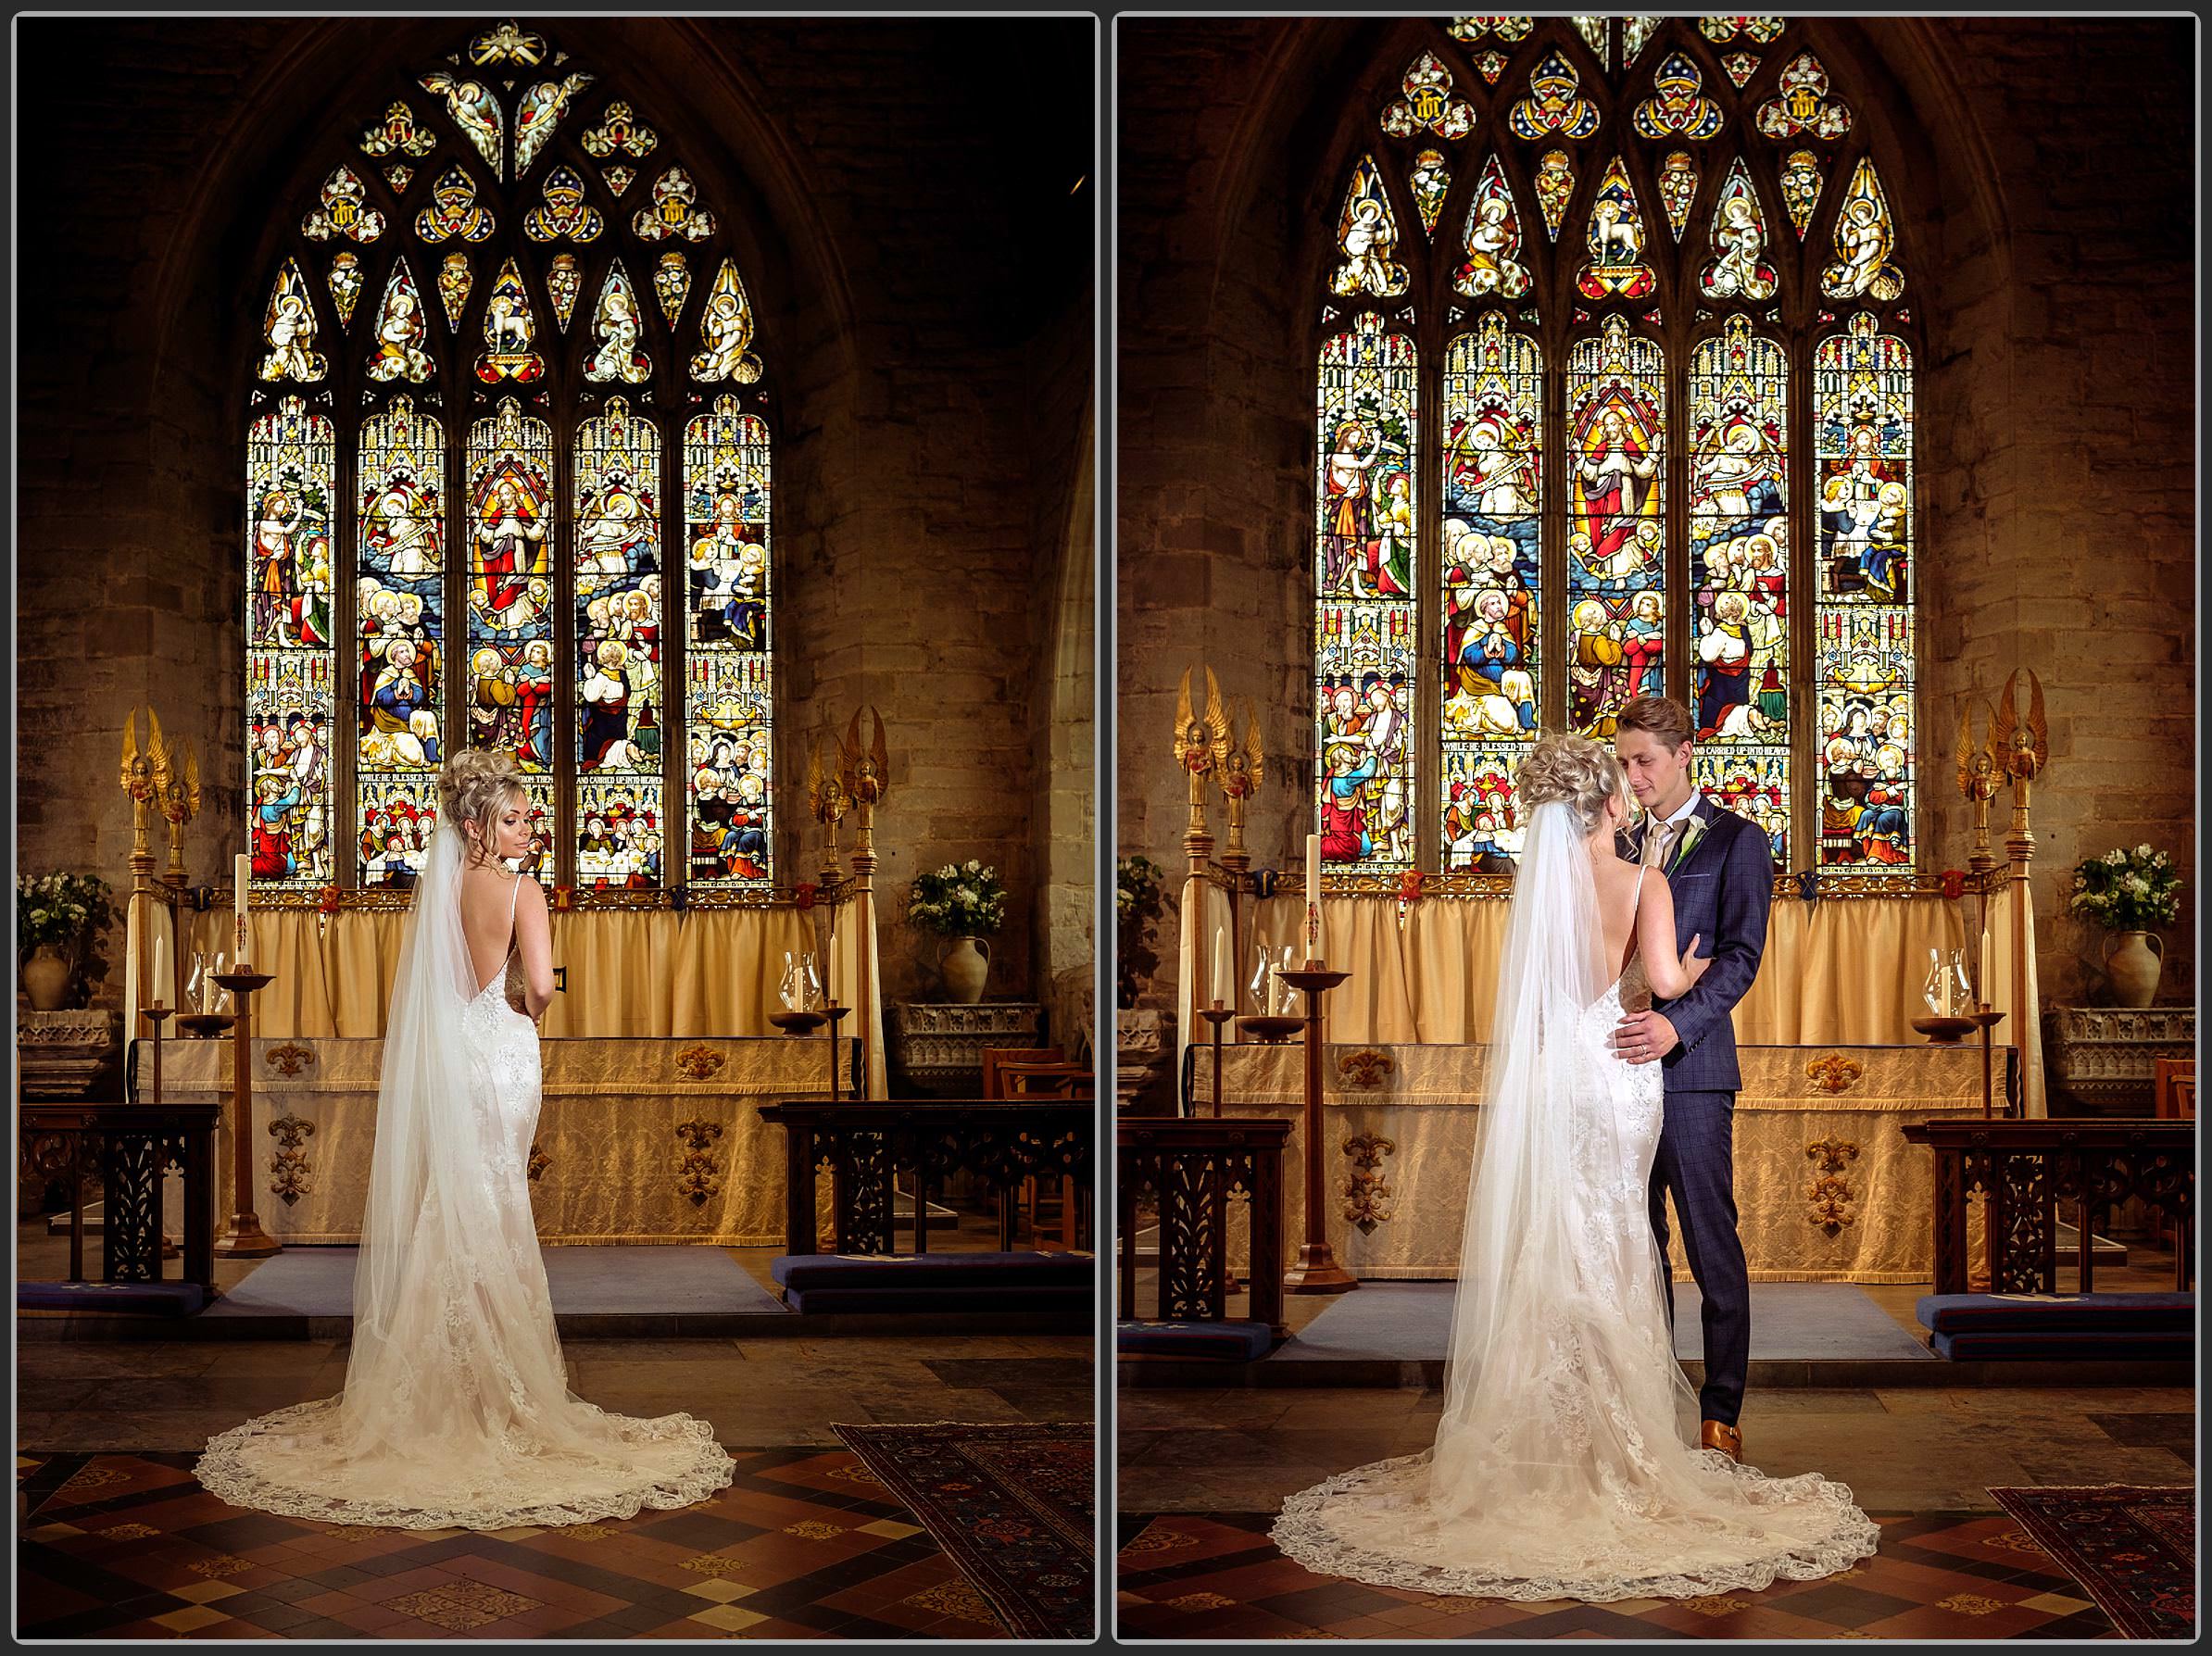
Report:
212,970,281,1258
1278,962,1355,1294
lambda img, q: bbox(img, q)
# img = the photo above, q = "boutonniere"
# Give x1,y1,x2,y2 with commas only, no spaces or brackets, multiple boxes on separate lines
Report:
1668,814,1710,872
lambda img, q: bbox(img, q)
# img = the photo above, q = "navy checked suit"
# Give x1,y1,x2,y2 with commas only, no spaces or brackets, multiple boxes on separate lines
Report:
1617,794,1775,1428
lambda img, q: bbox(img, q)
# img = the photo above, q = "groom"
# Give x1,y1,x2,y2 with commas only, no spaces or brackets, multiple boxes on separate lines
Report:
1610,694,1774,1464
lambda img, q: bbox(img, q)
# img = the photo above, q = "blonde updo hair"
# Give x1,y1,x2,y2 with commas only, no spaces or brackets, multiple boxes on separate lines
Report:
1515,732,1633,836
438,748,527,865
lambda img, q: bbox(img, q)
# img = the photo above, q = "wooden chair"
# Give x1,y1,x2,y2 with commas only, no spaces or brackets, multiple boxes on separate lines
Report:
982,1047,1065,1248
999,1060,1093,1251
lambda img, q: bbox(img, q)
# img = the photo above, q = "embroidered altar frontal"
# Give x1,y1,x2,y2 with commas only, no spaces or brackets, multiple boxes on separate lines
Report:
1200,1043,2002,1283
156,1036,849,1246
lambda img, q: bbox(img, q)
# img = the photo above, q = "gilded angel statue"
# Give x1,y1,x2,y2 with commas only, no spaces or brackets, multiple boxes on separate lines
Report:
1175,666,1229,779
1991,668,2048,784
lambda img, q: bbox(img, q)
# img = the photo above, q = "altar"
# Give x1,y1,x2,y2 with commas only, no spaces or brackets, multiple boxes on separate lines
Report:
152,1035,850,1247
1198,1041,2006,1284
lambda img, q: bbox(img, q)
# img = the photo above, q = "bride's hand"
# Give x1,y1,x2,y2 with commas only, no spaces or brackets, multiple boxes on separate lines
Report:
1680,933,1711,985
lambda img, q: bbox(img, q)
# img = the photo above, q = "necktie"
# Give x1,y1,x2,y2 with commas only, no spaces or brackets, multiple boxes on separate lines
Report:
1644,819,1676,869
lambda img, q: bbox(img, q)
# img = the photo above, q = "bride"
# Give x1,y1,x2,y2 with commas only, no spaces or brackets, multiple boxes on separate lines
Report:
197,749,735,1529
1273,733,1879,1600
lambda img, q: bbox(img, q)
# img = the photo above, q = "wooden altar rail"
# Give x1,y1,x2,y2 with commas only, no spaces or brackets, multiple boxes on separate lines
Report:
1117,1117,1292,1343
757,1099,1092,1257
19,1100,221,1290
1902,1119,2195,1296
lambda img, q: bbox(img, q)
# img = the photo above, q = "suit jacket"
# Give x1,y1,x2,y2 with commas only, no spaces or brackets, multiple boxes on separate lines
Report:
1615,793,1775,1093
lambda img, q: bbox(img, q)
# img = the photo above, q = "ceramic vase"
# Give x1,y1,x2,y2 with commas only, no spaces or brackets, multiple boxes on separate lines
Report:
2101,930,2165,1009
938,935,990,1004
22,947,74,1011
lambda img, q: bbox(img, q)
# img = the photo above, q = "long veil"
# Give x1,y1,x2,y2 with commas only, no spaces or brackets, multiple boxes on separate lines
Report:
196,820,733,1529
1270,799,1879,1600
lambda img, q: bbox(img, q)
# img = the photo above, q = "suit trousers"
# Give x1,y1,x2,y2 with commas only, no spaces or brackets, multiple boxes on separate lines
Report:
1648,1087,1752,1427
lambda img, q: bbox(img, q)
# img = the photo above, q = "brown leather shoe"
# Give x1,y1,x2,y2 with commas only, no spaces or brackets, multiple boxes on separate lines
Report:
1701,1420,1742,1462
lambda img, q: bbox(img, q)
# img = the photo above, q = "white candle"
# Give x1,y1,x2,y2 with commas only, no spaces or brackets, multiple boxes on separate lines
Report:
827,921,839,1004
233,853,252,968
1979,926,1993,1011
1212,925,1228,1006
124,897,141,1030
1305,832,1323,959
152,936,166,1009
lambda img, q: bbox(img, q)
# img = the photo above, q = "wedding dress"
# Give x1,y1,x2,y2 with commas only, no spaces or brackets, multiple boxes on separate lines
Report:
1272,800,1879,1600
197,822,734,1529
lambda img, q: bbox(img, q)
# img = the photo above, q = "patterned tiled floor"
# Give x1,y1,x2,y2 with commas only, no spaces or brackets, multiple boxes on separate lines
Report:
1116,1512,2125,1640
18,1447,1018,1639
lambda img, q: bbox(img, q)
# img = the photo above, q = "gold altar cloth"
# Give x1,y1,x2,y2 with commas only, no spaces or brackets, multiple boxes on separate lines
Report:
157,1035,846,1246
1198,1042,2000,1283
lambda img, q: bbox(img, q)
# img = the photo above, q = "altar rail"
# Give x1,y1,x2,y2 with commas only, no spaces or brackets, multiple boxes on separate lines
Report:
1117,1118,1290,1342
19,1100,220,1289
758,1099,1093,1256
1903,1119,2195,1295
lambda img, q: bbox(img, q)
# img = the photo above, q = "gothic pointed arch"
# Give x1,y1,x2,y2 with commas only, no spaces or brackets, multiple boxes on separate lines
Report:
243,19,778,898
1305,14,1919,882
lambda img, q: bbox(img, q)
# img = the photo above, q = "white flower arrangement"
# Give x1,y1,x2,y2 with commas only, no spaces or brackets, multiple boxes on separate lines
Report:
906,860,1007,937
2067,844,2181,932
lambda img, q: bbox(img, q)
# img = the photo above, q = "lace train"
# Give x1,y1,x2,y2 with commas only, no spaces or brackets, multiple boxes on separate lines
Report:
197,1396,735,1531
1272,1448,1881,1602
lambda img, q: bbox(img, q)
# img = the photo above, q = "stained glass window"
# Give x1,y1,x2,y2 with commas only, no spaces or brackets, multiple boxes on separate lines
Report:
246,24,773,897
357,396,446,887
246,397,337,890
1307,15,1916,876
1565,317,1666,740
1688,319,1791,864
1314,313,1417,873
1814,313,1916,872
1441,316,1540,870
684,396,775,887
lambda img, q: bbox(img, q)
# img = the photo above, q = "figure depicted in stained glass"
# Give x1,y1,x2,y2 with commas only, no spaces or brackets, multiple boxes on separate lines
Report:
1701,162,1778,300
583,261,652,383
361,472,442,581
1632,54,1724,141
523,166,606,243
1568,598,1628,735
547,253,581,330
329,252,364,329
1575,402,1660,565
634,167,717,242
473,472,548,619
258,261,328,383
1507,48,1602,141
1409,150,1452,240
475,258,546,383
691,261,764,383
1447,587,1537,736
358,606,443,770
514,73,595,176
1380,52,1474,142
1779,149,1824,238
1577,158,1657,300
689,493,769,648
365,259,434,383
1820,157,1904,301
420,69,504,176
1657,152,1699,242
1443,529,1533,671
1756,51,1853,142
578,639,637,770
415,165,497,244
301,165,385,243
1442,755,1523,871
1329,157,1410,298
1452,157,1531,299
1532,149,1576,241
253,486,307,642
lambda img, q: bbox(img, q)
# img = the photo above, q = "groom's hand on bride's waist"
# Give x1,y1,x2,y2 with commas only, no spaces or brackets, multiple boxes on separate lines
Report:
1613,1009,1679,1065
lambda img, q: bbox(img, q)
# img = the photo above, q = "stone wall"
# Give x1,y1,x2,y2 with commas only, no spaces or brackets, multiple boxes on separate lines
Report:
1116,16,2197,1016
16,18,1095,1030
